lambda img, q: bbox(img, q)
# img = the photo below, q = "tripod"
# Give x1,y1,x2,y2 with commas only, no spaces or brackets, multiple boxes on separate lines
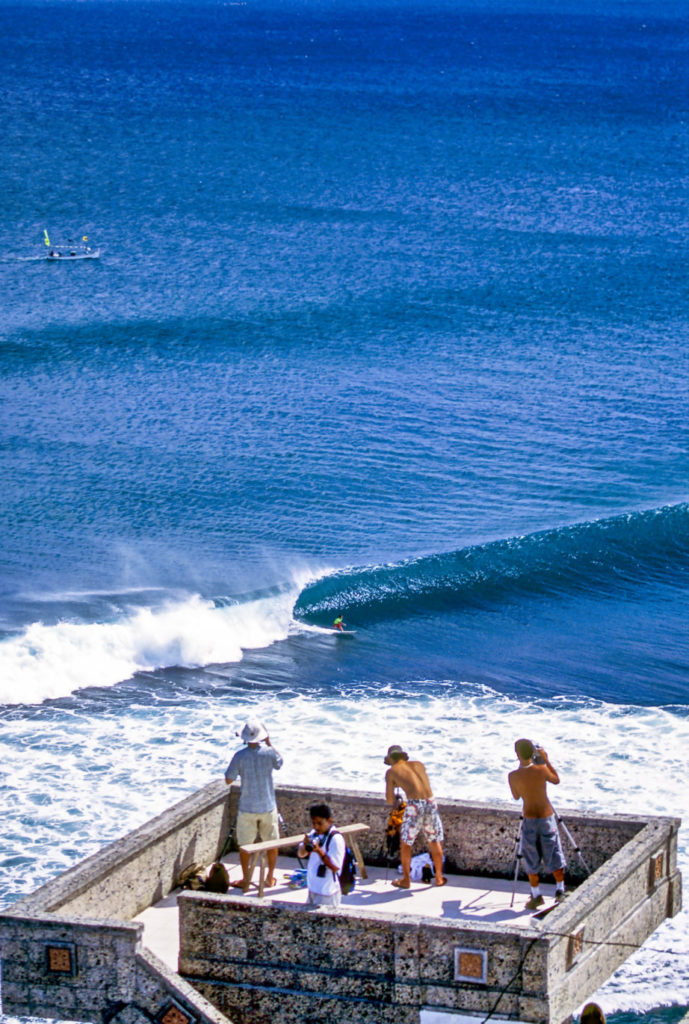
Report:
509,816,524,907
553,808,590,875
509,807,590,907
552,806,589,872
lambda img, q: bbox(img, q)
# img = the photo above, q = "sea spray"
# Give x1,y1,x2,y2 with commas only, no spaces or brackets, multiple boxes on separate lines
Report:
0,588,301,704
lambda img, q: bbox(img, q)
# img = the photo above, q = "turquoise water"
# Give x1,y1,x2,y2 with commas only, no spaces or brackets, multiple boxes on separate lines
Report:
1,0,688,1015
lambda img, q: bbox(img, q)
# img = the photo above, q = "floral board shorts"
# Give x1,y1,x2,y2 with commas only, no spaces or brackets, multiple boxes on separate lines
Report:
521,815,566,875
400,798,444,846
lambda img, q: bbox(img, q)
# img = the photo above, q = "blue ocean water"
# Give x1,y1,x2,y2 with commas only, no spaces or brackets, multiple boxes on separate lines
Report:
1,0,688,1016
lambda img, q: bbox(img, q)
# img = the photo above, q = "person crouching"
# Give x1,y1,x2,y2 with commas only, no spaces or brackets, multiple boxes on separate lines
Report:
297,803,346,907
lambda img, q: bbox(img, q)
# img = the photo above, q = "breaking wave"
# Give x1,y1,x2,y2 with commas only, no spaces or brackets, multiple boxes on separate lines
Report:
2,503,688,706
0,587,301,705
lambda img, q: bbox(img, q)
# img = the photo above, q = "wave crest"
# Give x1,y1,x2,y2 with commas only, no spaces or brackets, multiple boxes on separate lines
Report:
295,503,689,622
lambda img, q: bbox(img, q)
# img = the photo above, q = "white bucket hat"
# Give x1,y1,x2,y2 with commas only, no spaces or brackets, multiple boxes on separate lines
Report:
239,718,268,744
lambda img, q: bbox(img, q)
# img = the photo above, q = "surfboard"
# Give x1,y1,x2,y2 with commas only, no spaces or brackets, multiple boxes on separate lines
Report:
328,628,356,636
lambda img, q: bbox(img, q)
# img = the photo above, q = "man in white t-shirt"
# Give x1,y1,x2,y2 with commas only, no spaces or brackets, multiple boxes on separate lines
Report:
297,803,346,907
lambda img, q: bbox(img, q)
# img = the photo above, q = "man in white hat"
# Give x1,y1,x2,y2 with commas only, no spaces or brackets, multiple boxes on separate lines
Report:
225,718,283,891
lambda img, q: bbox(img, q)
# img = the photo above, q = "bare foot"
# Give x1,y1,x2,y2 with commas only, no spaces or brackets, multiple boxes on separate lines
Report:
392,878,410,889
231,878,251,891
264,877,277,888
434,877,447,887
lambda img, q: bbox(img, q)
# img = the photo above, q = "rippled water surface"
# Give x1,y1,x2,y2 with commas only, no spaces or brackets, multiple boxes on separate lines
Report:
1,0,688,1017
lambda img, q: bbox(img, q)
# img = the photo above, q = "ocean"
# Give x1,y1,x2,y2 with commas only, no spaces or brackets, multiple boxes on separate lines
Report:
0,0,688,1018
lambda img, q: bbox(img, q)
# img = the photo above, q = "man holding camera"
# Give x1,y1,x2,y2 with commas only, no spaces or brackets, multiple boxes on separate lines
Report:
225,718,283,892
384,744,446,889
508,738,567,909
297,802,346,907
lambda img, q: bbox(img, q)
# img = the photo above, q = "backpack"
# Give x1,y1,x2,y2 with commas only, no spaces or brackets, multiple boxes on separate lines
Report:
324,829,357,895
385,797,406,861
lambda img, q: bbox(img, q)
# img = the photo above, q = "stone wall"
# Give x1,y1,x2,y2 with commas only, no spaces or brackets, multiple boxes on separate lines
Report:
0,909,227,1024
0,912,142,1020
267,784,646,882
546,819,682,1021
178,894,549,1024
14,780,237,922
176,793,681,1024
0,781,238,1024
8,779,649,927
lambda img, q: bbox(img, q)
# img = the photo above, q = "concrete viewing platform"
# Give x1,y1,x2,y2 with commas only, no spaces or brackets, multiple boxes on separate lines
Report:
0,780,682,1024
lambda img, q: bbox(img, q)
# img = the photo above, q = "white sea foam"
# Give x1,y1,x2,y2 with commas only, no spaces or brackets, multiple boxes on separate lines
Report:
0,589,301,704
1,688,687,1011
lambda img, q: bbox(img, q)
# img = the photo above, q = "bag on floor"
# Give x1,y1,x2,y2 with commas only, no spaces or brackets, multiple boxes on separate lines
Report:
175,863,207,891
204,861,230,893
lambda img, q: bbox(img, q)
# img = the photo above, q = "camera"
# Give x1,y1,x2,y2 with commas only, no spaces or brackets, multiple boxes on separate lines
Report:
531,742,545,765
303,839,315,853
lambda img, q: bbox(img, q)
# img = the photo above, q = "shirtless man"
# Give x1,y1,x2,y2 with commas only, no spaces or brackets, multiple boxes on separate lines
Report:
384,744,446,889
508,738,567,909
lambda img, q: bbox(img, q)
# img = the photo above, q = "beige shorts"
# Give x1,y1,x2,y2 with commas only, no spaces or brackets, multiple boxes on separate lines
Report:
236,809,280,847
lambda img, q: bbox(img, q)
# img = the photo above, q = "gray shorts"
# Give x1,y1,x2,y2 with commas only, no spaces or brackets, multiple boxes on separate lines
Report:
521,815,566,876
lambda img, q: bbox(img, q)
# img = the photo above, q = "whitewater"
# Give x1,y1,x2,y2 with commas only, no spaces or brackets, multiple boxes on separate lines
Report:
0,587,302,703
1,678,688,1013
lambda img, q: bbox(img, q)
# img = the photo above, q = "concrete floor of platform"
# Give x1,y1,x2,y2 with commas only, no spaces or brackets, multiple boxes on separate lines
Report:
135,855,557,972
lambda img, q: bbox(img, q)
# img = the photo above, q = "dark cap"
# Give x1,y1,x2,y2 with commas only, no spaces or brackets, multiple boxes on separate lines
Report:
384,744,409,765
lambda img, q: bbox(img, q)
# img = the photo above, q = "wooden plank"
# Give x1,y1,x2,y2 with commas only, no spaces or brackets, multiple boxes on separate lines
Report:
240,824,371,897
240,823,369,856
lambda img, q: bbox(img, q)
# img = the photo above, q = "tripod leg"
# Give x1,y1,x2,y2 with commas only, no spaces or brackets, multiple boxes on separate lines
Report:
510,816,524,908
555,810,591,876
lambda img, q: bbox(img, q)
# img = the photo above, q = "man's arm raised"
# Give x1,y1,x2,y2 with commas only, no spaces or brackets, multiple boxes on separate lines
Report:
385,767,396,805
538,748,560,785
